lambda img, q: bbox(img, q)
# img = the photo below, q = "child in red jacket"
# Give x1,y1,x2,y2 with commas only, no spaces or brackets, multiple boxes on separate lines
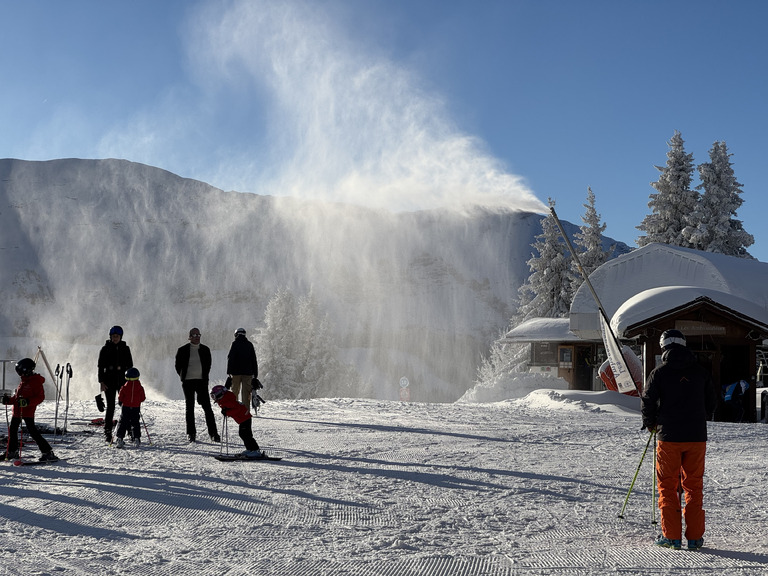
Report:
2,358,57,462
114,367,146,448
210,385,261,457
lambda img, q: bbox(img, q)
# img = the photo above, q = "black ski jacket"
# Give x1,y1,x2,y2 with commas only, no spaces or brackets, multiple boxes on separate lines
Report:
226,335,258,377
175,343,212,382
641,345,716,442
97,339,133,388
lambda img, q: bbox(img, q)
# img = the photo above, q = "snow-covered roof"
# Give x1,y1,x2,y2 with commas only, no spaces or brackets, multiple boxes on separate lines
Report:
612,286,768,335
570,243,768,339
504,317,586,342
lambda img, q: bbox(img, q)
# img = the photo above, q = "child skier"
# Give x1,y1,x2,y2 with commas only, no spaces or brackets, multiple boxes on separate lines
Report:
210,384,262,457
114,367,146,448
2,358,57,462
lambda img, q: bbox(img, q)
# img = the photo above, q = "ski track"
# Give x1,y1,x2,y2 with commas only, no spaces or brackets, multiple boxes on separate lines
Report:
0,398,766,575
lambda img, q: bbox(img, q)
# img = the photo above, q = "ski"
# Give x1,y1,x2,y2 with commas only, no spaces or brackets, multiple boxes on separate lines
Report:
11,458,62,466
214,453,282,462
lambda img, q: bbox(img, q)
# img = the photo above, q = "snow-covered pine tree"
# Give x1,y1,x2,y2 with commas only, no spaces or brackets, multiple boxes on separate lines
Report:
637,130,698,248
259,287,360,399
515,198,574,323
474,330,530,388
260,287,302,398
684,141,754,258
296,291,359,398
571,187,613,294
473,201,575,388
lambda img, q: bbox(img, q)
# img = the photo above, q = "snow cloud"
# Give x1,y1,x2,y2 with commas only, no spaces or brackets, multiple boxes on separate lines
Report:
173,0,545,213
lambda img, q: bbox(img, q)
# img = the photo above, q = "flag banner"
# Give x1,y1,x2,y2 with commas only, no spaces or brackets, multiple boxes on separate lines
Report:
599,313,637,394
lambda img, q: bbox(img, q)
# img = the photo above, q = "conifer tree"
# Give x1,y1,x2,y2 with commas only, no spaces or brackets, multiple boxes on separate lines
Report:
684,141,754,258
260,287,301,397
572,187,613,293
515,198,574,322
259,287,360,399
637,131,698,248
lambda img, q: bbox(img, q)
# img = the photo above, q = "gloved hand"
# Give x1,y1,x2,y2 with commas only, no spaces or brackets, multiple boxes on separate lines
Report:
17,397,28,408
225,376,232,390
220,408,228,416
1,394,10,405
252,377,263,390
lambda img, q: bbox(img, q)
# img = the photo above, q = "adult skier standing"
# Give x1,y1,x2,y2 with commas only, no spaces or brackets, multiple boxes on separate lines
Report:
175,327,220,443
641,329,716,550
97,325,133,443
226,328,258,405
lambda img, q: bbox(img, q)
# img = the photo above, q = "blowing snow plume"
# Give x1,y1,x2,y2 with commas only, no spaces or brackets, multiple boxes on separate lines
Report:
187,0,546,214
0,2,553,403
183,1,548,401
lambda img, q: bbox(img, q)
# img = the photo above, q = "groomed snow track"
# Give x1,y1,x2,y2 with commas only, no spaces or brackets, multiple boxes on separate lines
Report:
1,398,766,575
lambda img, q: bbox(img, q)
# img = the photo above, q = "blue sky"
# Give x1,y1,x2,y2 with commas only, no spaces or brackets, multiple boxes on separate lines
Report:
2,1,767,259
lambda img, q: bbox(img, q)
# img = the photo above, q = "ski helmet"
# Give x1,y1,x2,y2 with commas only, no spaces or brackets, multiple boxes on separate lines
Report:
109,325,124,336
125,367,140,380
660,329,686,350
15,358,36,377
234,328,246,337
210,385,226,401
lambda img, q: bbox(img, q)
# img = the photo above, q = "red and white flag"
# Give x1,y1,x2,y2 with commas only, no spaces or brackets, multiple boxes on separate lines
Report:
599,312,637,394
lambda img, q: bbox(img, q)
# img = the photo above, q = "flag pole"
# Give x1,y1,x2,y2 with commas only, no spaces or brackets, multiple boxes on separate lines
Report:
549,206,640,394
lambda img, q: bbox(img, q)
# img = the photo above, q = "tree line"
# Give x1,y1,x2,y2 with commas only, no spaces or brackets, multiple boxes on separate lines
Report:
476,130,754,387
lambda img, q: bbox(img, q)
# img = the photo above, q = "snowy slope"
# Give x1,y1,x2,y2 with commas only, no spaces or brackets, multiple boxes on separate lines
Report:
0,158,629,402
2,386,765,575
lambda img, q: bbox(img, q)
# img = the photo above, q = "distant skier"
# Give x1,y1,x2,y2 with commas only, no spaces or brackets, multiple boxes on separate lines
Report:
2,358,58,462
641,329,716,550
210,384,262,458
114,367,146,448
226,328,258,405
97,325,134,443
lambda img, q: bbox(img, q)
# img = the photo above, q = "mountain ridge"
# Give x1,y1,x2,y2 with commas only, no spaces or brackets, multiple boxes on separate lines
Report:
0,158,628,401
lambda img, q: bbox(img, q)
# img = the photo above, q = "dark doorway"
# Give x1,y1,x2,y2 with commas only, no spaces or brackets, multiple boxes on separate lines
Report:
717,344,753,422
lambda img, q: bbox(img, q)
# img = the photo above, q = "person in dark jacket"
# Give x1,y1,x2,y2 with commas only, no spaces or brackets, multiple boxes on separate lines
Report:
226,328,258,405
175,327,220,443
641,329,716,551
97,325,133,443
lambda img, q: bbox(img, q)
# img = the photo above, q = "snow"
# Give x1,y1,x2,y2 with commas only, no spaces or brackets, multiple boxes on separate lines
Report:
612,285,768,336
4,376,767,575
569,242,768,339
503,317,583,343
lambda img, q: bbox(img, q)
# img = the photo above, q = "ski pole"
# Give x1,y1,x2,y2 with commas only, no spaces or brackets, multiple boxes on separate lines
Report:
17,403,23,463
220,412,229,456
53,364,61,440
652,433,657,526
4,403,9,459
140,411,151,445
618,431,655,519
63,363,72,439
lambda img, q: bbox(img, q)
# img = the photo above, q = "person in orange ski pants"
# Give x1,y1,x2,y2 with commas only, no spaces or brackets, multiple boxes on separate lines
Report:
641,329,716,550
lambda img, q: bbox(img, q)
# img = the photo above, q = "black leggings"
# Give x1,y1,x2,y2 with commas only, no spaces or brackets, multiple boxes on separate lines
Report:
7,416,52,455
